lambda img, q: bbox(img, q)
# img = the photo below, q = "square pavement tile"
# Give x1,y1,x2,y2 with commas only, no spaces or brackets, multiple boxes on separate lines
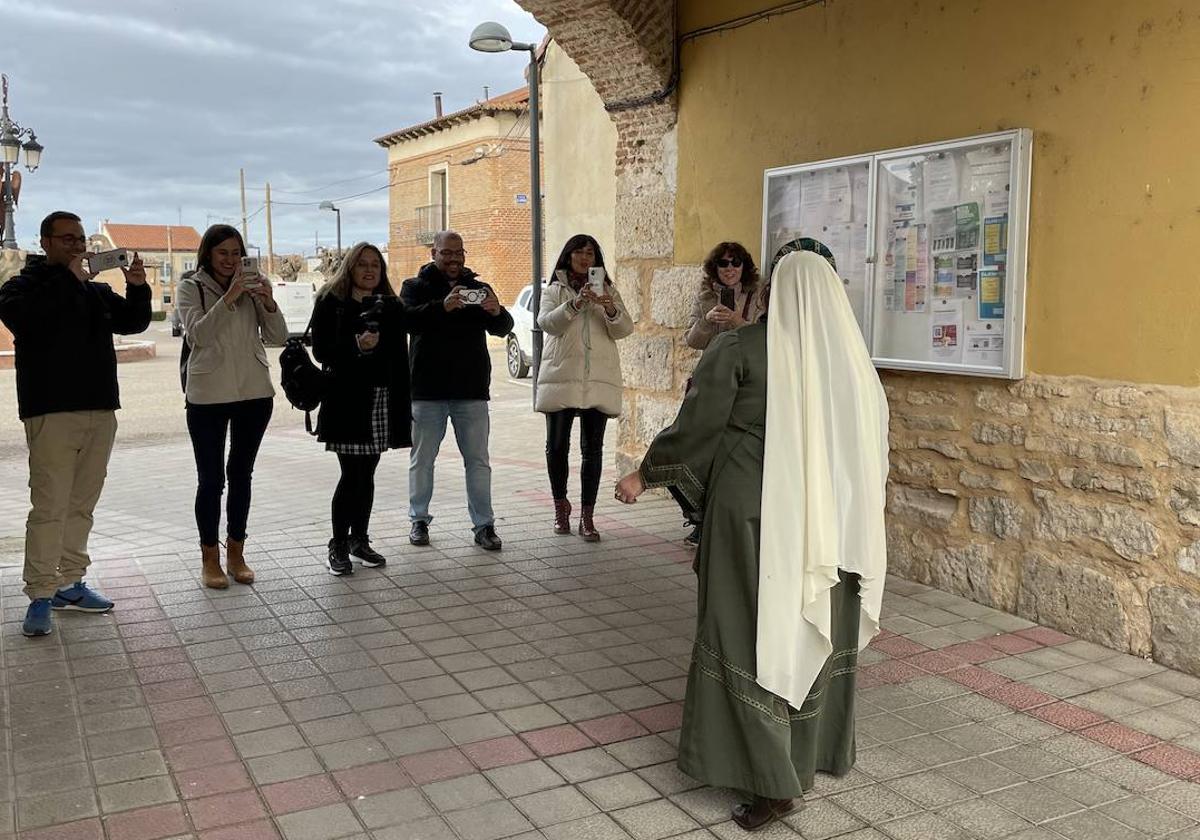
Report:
986,781,1087,823
579,772,661,811
885,771,977,809
444,800,536,840
938,798,1035,840
514,785,599,827
275,802,364,840
423,773,502,813
541,813,636,840
486,760,567,798
1045,809,1149,840
612,799,699,840
96,776,177,814
784,798,865,839
246,748,325,785
261,774,343,815
1098,795,1196,836
604,736,676,770
878,811,972,840
371,815,459,839
831,785,920,824
351,787,433,829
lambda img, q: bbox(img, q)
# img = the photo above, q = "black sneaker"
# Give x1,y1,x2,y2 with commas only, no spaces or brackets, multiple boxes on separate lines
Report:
474,525,502,551
327,538,353,576
409,521,430,546
349,535,387,568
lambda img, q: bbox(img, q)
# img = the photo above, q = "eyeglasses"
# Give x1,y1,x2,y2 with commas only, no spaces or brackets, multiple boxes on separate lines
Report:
716,258,743,269
436,249,466,258
49,235,88,246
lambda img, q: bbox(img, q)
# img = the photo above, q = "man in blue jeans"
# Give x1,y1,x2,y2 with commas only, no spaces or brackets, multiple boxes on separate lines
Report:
401,231,513,550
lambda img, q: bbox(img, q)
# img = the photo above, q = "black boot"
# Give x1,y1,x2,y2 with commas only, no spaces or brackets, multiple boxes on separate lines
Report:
327,538,353,576
349,535,387,568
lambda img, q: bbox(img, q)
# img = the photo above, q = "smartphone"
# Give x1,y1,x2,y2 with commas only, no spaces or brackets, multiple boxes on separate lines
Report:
588,266,606,295
719,287,736,310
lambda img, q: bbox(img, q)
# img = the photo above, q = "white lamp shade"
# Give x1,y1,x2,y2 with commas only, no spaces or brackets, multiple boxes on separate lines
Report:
22,137,42,171
0,135,19,165
469,21,513,53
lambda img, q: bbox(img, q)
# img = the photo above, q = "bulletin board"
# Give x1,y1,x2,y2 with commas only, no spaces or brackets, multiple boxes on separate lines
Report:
761,130,1032,378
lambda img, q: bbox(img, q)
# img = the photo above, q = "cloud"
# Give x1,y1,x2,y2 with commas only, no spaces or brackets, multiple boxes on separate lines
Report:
3,0,544,254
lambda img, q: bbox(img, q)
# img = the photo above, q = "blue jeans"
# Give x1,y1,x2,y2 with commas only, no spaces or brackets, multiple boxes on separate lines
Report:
409,400,494,532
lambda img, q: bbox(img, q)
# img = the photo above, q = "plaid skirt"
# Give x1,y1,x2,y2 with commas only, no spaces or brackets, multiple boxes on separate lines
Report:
326,386,390,455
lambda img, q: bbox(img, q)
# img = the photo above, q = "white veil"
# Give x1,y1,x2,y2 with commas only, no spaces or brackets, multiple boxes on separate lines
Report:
756,251,890,709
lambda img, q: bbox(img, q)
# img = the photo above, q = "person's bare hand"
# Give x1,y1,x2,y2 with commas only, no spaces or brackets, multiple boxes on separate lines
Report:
444,288,465,312
705,304,734,324
68,254,95,283
482,288,501,316
122,252,147,286
614,471,646,504
356,331,379,352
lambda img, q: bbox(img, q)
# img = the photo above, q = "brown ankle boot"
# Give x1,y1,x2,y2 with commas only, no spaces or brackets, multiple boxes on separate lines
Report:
225,538,255,585
579,505,600,542
201,544,228,590
553,499,572,535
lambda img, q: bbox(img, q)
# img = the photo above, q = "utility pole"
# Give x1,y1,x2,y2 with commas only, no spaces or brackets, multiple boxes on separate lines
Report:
166,225,174,310
265,181,275,276
239,168,248,242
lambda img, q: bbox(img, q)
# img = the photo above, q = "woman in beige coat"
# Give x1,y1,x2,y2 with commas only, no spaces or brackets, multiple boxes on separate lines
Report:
177,225,288,589
536,234,633,540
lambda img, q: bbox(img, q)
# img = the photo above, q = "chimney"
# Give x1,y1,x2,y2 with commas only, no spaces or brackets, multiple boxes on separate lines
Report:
483,85,490,102
433,92,443,118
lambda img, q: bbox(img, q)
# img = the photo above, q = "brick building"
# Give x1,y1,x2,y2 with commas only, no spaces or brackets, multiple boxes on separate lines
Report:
91,222,202,312
373,88,539,304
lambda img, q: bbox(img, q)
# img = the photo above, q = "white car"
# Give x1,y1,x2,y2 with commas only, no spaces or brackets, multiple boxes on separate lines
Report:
506,283,542,379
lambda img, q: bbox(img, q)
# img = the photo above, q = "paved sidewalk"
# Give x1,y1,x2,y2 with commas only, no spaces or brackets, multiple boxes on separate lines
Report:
0,381,1199,840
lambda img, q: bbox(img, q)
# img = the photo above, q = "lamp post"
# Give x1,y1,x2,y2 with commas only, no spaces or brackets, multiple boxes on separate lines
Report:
318,201,341,255
0,75,44,250
469,21,542,409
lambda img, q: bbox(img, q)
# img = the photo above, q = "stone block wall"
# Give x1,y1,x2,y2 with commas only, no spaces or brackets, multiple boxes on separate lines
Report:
883,371,1200,675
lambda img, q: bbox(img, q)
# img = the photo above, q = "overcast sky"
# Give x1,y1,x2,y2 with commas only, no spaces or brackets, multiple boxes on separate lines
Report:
1,0,543,255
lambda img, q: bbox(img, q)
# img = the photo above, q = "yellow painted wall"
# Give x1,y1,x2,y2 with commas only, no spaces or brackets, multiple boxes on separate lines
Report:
541,41,619,268
675,0,1200,385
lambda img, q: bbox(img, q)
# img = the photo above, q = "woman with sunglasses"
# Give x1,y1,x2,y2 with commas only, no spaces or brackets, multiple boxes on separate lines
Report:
684,242,764,351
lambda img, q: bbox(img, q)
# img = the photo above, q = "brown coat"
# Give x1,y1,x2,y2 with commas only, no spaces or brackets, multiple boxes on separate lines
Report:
684,278,765,350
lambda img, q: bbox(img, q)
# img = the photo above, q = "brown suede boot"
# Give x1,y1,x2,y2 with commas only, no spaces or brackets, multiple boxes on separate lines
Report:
225,538,255,585
579,505,600,542
201,544,228,590
553,499,572,535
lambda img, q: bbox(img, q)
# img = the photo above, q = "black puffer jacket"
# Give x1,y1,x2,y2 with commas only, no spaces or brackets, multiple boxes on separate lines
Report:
0,256,151,419
310,291,412,448
401,263,514,401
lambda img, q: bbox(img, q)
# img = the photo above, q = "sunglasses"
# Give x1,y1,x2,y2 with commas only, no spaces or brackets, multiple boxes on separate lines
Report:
716,258,743,269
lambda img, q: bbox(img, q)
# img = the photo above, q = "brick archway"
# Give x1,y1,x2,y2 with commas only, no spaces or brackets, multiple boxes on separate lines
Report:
517,1,682,471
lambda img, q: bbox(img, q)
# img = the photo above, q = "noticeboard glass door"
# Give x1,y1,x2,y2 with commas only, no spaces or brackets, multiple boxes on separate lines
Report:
869,131,1030,377
762,156,873,332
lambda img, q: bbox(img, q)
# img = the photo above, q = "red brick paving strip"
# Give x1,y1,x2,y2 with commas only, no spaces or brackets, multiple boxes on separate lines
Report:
1080,722,1159,753
260,773,342,815
19,818,105,840
460,735,538,770
197,821,282,840
186,789,269,830
332,760,414,796
520,724,595,756
577,713,651,744
1132,743,1200,779
102,803,190,840
399,747,476,783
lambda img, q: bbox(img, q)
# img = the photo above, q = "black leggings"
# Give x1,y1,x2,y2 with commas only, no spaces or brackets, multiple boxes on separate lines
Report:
186,398,273,546
332,453,381,540
545,408,608,507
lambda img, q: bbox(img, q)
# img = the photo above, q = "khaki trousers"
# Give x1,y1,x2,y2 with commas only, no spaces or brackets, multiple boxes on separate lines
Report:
22,410,118,599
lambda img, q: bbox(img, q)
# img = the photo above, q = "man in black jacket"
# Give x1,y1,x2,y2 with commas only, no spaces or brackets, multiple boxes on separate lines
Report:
0,211,151,637
401,230,513,550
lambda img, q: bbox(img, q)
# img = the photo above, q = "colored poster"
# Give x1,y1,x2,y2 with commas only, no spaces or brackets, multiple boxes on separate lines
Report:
934,254,956,298
979,267,1004,319
983,214,1008,268
955,202,981,251
931,299,963,363
956,252,978,293
930,207,957,254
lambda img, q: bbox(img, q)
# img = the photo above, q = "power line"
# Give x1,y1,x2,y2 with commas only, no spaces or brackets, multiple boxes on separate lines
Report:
268,169,390,196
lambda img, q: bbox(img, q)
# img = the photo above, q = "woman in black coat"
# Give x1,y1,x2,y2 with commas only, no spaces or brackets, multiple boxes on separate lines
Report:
311,242,411,576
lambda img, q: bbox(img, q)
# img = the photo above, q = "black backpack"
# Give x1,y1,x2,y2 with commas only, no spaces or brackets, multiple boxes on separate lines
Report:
279,322,327,434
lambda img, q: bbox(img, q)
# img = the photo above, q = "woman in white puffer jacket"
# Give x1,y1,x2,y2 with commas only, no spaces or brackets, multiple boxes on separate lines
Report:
536,234,634,541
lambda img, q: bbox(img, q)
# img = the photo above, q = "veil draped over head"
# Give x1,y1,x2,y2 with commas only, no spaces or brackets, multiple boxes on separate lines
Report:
756,250,890,709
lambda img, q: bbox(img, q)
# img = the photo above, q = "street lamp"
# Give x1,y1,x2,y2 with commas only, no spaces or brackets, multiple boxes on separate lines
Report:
0,75,44,250
318,201,341,255
470,21,543,408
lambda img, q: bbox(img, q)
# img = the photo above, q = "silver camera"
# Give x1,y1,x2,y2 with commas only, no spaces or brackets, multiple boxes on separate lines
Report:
460,287,487,306
86,249,130,273
588,266,606,294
